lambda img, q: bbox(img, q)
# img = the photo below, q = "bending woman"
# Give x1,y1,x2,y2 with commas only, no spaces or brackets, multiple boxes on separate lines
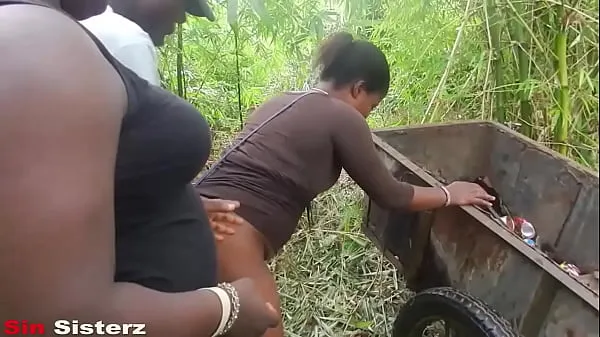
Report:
196,32,495,337
0,1,277,336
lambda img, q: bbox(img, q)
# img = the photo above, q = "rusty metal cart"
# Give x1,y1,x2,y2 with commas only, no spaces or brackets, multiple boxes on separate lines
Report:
362,121,599,337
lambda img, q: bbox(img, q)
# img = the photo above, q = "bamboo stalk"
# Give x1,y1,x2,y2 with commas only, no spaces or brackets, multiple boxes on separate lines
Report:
486,0,505,123
553,3,570,156
537,2,554,129
423,0,473,123
176,23,185,99
482,0,494,119
507,0,534,137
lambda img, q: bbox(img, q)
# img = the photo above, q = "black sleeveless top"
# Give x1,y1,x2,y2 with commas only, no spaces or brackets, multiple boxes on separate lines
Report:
1,0,217,292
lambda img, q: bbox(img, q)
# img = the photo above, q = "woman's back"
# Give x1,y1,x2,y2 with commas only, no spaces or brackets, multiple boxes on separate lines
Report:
197,91,368,251
0,0,217,293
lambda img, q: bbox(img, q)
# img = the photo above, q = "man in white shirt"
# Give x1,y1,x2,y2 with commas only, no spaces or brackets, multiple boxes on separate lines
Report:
82,0,246,239
81,0,214,86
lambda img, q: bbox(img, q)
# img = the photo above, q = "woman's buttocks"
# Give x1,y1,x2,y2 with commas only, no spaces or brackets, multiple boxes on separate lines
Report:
115,184,216,292
199,183,303,254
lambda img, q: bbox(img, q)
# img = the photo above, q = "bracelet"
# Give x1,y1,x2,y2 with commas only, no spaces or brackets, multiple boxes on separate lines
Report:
218,282,240,334
440,186,451,207
205,287,231,337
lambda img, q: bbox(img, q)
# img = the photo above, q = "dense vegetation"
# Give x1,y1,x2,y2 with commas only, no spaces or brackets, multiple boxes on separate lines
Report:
159,0,598,335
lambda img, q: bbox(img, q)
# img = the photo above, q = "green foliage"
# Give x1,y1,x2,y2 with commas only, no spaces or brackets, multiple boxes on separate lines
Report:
159,0,598,169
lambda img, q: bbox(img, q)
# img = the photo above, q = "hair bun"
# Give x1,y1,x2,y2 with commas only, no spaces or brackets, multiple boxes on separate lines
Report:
325,32,354,47
314,32,355,71
313,31,390,97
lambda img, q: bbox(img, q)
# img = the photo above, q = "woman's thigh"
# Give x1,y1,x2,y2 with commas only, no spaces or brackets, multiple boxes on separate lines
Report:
216,220,283,337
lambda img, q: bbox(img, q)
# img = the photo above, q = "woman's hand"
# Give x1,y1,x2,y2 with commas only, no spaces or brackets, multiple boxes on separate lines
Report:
201,197,245,241
227,278,280,337
445,181,495,207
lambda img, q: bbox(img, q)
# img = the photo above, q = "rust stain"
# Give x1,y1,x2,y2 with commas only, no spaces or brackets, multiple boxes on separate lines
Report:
431,206,509,282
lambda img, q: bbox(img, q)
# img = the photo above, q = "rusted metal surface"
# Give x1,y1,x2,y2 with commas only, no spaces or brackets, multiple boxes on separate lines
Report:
362,121,599,337
537,289,599,337
487,129,583,246
427,206,546,324
554,183,599,271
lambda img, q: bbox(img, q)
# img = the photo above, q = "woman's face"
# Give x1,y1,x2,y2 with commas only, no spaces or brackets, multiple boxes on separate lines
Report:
60,0,108,20
345,82,383,118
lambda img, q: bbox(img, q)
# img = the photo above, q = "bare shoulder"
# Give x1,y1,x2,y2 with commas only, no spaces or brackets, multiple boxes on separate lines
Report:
0,4,126,300
0,4,126,120
0,3,126,205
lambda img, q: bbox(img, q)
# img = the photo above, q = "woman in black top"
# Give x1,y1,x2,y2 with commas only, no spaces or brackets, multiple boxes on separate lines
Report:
0,1,277,336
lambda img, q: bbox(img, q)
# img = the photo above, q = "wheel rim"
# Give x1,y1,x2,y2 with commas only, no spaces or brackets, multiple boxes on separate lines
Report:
405,316,469,337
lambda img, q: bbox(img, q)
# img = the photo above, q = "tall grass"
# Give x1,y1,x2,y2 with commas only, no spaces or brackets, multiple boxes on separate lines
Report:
161,0,599,171
476,0,598,164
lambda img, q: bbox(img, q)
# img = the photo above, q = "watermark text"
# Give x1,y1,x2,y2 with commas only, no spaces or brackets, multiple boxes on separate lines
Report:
4,320,147,335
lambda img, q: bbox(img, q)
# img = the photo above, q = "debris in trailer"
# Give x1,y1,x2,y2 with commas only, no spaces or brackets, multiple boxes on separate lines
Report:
472,176,599,294
559,262,581,277
499,216,537,244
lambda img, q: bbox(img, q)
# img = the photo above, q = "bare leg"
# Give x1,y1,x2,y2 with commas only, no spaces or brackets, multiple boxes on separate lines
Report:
216,219,283,337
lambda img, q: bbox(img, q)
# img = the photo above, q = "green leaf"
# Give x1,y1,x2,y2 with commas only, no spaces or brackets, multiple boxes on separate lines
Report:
351,320,373,329
313,16,324,39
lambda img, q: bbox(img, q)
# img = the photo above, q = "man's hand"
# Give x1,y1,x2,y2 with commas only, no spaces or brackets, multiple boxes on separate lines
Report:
201,197,245,241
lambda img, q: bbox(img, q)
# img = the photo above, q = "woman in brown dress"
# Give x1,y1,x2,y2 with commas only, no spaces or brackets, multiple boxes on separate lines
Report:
196,32,495,337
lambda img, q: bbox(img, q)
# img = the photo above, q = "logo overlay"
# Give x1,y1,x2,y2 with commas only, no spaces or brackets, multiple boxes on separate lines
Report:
4,320,147,335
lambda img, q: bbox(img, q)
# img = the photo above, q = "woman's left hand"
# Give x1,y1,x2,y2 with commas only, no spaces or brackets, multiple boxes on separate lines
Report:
201,198,245,241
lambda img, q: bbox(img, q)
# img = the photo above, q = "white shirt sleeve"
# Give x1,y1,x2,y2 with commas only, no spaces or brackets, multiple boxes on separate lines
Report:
112,41,161,86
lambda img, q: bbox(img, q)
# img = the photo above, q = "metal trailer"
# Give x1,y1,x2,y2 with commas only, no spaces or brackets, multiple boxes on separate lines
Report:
361,121,599,337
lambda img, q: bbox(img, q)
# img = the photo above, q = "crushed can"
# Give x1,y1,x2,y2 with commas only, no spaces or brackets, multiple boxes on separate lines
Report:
500,216,515,231
559,262,581,277
513,217,536,240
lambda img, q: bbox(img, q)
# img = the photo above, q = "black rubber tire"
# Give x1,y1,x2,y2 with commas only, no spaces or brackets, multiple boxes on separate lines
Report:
392,287,520,337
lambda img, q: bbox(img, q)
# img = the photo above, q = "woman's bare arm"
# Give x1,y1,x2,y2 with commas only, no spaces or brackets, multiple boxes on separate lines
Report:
332,105,448,211
0,5,220,336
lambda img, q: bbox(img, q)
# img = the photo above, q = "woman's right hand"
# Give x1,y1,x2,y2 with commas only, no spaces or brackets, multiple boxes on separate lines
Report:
445,181,495,207
227,278,280,337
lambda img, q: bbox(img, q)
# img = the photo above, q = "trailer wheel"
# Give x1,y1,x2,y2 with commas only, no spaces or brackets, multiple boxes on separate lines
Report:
392,287,520,337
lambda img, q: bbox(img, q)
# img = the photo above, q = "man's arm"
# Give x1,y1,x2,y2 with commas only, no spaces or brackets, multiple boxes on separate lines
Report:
201,197,247,240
